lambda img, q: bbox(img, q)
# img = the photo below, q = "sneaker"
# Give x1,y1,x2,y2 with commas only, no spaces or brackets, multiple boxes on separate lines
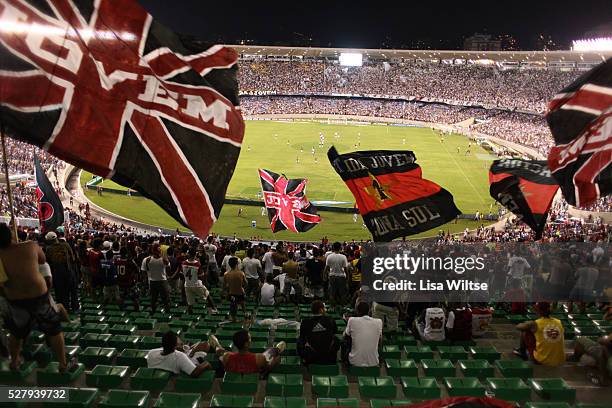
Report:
208,335,221,350
512,348,527,360
274,341,286,354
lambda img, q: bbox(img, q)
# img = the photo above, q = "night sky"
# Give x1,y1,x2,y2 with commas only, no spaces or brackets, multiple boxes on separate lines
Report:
138,0,612,50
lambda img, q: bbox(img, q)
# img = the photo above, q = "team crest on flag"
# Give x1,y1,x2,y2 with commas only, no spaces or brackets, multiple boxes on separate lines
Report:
328,147,461,241
258,169,321,233
34,155,64,232
0,0,244,238
546,58,612,208
489,159,558,240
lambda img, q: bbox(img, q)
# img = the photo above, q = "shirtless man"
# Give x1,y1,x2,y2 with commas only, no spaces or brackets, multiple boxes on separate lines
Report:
0,224,74,372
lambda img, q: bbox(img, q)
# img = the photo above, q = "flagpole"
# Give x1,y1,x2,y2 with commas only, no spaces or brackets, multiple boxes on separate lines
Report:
0,131,18,240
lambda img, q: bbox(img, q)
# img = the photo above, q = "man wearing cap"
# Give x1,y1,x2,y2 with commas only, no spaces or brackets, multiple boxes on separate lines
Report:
44,231,78,311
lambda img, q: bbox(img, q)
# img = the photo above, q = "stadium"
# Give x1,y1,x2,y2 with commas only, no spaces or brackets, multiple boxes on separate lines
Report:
0,1,611,408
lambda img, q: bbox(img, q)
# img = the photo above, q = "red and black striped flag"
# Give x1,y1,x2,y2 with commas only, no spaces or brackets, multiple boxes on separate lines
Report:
489,159,558,240
259,169,321,233
34,155,64,232
546,58,611,208
0,0,244,238
328,147,460,241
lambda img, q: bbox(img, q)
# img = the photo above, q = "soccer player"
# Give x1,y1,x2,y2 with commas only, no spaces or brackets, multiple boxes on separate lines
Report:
261,206,267,216
182,249,217,314
311,146,315,155
238,208,243,217
456,146,460,154
465,142,471,155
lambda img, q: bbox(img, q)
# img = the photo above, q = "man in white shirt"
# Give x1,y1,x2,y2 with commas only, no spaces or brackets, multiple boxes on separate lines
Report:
182,249,217,314
260,274,276,306
325,242,348,305
242,248,262,300
202,236,219,286
261,245,275,277
146,331,220,377
344,302,382,367
141,244,170,313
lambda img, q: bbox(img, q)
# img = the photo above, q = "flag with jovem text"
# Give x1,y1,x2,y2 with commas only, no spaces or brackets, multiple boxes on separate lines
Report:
328,146,461,241
489,159,558,240
259,169,321,233
34,155,64,232
546,58,611,208
0,0,244,238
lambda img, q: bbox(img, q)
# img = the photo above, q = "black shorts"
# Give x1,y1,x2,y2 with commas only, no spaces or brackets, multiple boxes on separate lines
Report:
4,292,62,339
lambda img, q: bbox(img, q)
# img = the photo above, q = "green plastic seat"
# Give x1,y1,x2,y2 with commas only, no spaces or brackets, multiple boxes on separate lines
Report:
524,404,571,408
64,331,81,345
347,365,380,376
79,347,117,368
528,378,576,402
309,364,340,376
469,346,501,363
215,329,236,341
139,336,161,350
174,370,215,393
221,372,259,395
263,396,307,408
0,360,37,381
422,340,449,350
82,323,109,333
249,340,268,353
401,377,440,399
495,359,533,378
37,362,85,385
358,376,396,398
154,392,200,408
26,330,46,344
403,345,433,361
370,399,413,408
86,365,129,388
98,389,149,408
421,359,455,377
81,315,106,324
130,368,171,392
116,349,148,367
275,356,302,374
384,359,417,377
381,345,401,359
266,373,304,396
438,345,468,361
134,318,156,330
458,359,494,378
151,313,172,323
311,375,349,398
80,333,112,348
109,325,137,335
108,335,140,350
487,377,531,402
574,404,610,408
49,387,99,407
62,322,82,332
445,377,486,397
210,394,254,407
183,329,211,343
507,314,527,324
395,335,417,346
316,398,359,408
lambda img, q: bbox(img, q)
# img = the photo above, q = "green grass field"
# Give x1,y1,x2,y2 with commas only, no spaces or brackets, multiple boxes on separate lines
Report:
81,120,496,240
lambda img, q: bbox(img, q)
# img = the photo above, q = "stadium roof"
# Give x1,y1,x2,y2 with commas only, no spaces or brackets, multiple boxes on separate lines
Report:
231,45,611,64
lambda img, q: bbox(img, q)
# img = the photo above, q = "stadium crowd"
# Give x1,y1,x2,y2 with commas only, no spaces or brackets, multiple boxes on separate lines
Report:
238,60,580,113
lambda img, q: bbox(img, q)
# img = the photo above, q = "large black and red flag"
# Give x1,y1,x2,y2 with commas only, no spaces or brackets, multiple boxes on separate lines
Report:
34,155,63,232
258,169,321,233
0,0,244,238
546,58,611,208
328,147,461,241
489,159,558,240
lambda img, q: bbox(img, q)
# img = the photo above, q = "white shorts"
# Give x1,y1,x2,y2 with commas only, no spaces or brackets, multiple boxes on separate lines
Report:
185,285,210,306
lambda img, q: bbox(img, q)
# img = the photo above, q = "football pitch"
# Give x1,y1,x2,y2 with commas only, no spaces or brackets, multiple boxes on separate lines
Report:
81,120,497,240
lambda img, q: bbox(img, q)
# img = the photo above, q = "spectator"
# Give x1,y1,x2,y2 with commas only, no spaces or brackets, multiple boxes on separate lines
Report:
146,331,217,377
220,329,286,373
260,274,276,306
224,257,247,322
514,302,565,366
142,244,171,313
44,231,78,311
343,302,383,367
325,242,348,306
243,248,262,300
298,300,339,365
